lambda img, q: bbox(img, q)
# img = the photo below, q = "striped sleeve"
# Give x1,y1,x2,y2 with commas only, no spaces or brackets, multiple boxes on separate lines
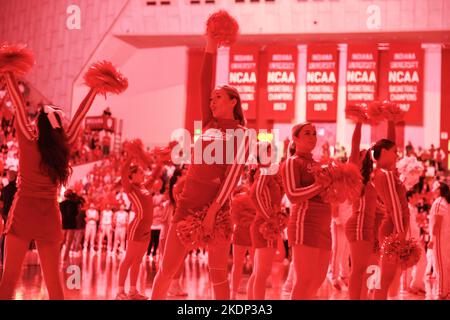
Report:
434,198,448,217
214,133,250,207
250,174,272,220
281,157,322,203
4,73,36,141
375,170,405,233
66,88,97,146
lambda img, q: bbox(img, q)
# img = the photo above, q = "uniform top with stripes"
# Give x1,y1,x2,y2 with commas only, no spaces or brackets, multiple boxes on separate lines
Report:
373,168,409,234
3,73,97,199
177,52,250,212
126,184,153,227
281,152,324,205
430,197,450,239
178,120,250,211
250,164,284,221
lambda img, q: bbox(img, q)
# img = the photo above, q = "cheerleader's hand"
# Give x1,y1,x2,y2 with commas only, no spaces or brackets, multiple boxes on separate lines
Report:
202,215,215,239
205,34,220,53
202,202,220,237
315,167,332,188
397,232,406,241
428,240,434,249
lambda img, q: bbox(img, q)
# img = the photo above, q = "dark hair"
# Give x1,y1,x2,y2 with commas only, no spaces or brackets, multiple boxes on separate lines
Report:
439,183,450,203
128,165,138,179
248,167,257,184
406,190,417,201
360,139,396,188
220,85,246,126
168,167,182,206
37,110,71,186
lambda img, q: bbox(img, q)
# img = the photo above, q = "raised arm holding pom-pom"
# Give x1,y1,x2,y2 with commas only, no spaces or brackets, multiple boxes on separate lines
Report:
152,11,248,300
0,44,128,300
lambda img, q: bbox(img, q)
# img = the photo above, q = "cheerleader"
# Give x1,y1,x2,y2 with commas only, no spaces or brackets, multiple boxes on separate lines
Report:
280,122,332,300
429,183,450,299
247,142,284,300
112,204,129,255
230,180,256,300
345,118,396,299
366,139,409,300
151,34,249,300
83,203,99,253
0,46,123,299
115,141,165,300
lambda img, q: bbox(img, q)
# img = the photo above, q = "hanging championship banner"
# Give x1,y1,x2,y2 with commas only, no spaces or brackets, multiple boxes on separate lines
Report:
385,43,423,125
346,44,378,109
85,116,116,132
306,44,339,122
262,46,297,121
228,46,259,119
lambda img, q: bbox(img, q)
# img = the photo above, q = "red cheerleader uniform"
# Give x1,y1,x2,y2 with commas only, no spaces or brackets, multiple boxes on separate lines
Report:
231,192,256,247
249,165,284,248
373,168,409,238
173,53,250,229
345,180,378,243
126,184,154,242
3,73,95,243
281,152,332,250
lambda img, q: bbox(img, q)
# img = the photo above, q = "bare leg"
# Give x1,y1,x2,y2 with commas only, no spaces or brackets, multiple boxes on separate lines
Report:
35,240,65,300
0,235,30,299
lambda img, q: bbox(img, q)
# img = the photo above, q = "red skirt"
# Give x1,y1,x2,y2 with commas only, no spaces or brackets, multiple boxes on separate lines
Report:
233,225,252,247
5,195,63,243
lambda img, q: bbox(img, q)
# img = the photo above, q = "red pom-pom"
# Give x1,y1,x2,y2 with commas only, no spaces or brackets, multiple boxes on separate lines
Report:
380,234,422,270
382,100,405,123
0,43,35,76
258,211,289,245
206,10,239,46
345,103,368,122
176,204,233,249
367,101,384,124
313,161,362,203
83,61,128,96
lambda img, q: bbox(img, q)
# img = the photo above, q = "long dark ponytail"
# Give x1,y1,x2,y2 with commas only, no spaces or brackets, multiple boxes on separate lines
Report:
37,109,72,186
360,139,396,188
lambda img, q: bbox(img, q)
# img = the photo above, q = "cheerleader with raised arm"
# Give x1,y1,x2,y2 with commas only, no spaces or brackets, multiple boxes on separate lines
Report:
115,140,167,300
367,138,409,300
151,25,249,299
280,123,332,300
0,44,127,299
247,142,285,300
345,111,397,299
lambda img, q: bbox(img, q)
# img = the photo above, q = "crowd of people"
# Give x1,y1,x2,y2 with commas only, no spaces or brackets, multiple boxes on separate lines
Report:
0,28,449,301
